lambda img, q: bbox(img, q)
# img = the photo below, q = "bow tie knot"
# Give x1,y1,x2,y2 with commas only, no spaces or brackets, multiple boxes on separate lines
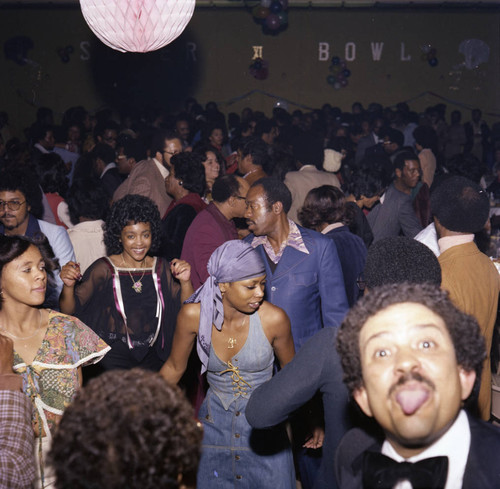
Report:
362,451,449,489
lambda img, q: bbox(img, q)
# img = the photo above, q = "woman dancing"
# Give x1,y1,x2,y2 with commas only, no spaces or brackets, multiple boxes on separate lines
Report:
161,240,296,488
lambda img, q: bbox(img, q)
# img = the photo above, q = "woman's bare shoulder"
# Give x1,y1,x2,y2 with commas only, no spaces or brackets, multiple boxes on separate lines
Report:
258,301,289,325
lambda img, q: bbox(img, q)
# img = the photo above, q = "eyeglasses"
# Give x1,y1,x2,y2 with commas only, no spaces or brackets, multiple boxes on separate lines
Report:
234,195,246,200
164,150,181,156
0,200,26,211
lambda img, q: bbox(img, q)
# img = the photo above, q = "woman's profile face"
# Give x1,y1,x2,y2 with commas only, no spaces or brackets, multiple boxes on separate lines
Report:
203,151,220,182
221,275,266,314
1,245,47,307
120,221,152,264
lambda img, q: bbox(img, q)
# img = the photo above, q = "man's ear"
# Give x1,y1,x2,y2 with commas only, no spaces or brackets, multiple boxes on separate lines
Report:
272,201,283,214
353,386,374,418
459,367,476,402
394,168,402,179
155,151,162,162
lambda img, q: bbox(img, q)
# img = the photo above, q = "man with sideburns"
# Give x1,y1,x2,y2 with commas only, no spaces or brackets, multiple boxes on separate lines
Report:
335,282,500,489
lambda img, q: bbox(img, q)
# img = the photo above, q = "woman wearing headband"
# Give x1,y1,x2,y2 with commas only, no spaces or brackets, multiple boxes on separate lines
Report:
161,240,296,489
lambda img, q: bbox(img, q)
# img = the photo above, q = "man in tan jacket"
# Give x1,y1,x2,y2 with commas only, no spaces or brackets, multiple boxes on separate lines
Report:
433,176,500,420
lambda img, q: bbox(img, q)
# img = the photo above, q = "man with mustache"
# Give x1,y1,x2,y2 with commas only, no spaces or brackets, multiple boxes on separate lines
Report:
335,282,500,489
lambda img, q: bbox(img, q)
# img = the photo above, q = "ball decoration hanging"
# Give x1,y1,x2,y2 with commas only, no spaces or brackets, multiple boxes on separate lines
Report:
79,0,196,53
326,55,351,89
252,0,288,35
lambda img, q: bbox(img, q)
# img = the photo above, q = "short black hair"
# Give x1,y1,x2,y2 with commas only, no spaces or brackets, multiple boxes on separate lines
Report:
431,176,489,233
91,143,116,164
346,166,388,200
252,177,292,214
170,152,206,196
35,152,69,197
364,237,441,289
394,151,420,172
104,195,161,255
292,131,324,169
212,174,241,203
50,369,202,489
150,129,179,156
253,118,275,137
336,282,486,395
0,167,44,219
298,185,345,229
413,125,438,149
385,128,404,148
66,178,108,225
241,137,270,169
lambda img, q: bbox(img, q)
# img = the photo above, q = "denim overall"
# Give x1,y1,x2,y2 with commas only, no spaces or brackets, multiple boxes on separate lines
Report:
197,311,295,489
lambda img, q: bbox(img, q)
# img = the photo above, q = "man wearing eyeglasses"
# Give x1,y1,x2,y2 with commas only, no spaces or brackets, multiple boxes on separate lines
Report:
113,129,183,218
0,169,75,309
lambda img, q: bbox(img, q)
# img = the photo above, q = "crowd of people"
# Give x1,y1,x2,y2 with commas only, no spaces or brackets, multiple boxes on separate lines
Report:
1,97,500,489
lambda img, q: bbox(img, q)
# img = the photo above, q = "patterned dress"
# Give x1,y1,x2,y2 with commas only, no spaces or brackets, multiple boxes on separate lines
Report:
12,310,110,488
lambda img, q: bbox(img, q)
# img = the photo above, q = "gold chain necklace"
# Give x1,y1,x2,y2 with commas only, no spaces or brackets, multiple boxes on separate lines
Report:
121,254,147,293
0,309,44,340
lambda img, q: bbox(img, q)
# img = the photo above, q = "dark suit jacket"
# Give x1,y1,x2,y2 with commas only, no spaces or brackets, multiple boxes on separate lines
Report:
246,225,349,350
367,184,422,243
335,413,500,489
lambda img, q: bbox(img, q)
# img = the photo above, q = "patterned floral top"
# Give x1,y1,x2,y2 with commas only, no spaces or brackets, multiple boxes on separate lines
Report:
12,310,110,437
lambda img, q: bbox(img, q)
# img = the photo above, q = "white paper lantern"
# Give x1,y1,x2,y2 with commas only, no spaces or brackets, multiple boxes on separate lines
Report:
79,0,195,53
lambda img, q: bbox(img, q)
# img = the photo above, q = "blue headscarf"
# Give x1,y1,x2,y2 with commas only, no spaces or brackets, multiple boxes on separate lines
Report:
185,240,266,373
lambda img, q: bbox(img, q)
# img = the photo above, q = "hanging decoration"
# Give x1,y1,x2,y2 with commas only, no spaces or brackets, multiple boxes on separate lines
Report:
57,46,74,64
249,57,269,80
458,39,490,70
79,0,195,53
252,0,288,35
420,44,438,67
326,55,351,90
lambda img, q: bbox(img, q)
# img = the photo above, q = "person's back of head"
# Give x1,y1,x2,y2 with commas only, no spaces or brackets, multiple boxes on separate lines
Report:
444,153,484,184
241,137,270,170
50,369,203,489
431,176,489,234
364,236,441,290
292,131,324,169
66,178,108,225
212,174,241,204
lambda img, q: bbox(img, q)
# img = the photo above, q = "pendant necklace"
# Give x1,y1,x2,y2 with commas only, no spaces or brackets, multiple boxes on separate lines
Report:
122,254,146,294
227,315,247,349
0,309,44,340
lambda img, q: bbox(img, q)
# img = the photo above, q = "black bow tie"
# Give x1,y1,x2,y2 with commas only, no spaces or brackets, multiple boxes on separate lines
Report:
362,451,449,489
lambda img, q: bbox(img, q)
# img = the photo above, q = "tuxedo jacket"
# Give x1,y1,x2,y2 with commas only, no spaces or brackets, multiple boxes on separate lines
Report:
335,413,500,489
246,225,348,350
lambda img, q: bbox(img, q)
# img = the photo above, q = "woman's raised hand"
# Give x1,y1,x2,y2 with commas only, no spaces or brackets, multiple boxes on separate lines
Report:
60,262,82,288
170,259,191,283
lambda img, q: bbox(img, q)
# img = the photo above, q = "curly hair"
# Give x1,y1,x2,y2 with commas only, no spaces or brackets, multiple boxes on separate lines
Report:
364,237,441,289
0,167,44,219
104,195,161,255
0,235,58,309
170,152,206,196
298,185,346,230
336,282,485,396
49,369,203,489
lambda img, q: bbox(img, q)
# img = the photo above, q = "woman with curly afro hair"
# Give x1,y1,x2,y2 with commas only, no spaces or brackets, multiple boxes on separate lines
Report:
60,194,194,372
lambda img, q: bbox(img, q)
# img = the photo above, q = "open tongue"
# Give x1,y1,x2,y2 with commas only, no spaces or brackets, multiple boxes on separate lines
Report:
395,387,430,415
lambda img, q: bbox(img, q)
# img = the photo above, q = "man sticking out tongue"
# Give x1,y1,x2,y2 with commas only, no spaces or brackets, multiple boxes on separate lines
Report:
334,282,500,489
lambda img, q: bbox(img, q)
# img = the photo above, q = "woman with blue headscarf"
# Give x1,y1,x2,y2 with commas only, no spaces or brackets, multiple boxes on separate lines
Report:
161,240,295,489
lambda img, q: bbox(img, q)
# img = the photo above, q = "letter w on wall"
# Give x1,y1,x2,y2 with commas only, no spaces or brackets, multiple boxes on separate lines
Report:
371,42,384,61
